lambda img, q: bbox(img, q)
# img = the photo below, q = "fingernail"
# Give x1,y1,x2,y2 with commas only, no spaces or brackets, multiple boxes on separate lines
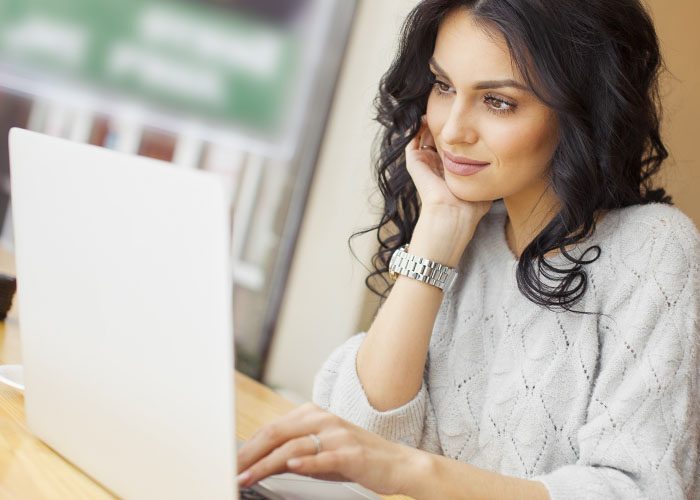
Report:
237,471,251,485
287,458,301,468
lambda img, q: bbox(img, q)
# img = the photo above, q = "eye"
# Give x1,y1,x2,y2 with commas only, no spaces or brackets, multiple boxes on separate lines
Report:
431,76,454,97
435,81,451,93
484,94,517,114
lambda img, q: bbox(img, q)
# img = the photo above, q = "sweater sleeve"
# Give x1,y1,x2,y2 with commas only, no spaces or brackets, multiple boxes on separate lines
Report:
534,211,700,499
311,332,433,448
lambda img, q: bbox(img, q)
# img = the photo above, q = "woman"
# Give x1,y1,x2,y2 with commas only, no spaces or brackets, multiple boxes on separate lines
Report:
237,1,700,498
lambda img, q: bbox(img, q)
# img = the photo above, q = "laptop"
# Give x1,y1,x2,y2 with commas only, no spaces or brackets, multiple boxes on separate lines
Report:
8,128,379,500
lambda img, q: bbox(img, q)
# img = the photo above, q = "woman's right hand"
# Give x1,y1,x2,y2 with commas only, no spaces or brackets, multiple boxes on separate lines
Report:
403,116,492,266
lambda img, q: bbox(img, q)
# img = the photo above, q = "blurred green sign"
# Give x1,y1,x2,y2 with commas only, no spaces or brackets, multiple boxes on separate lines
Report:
0,0,300,137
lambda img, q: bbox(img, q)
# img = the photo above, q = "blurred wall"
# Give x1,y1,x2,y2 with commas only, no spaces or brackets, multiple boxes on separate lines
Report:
266,0,700,399
265,0,416,399
646,0,700,225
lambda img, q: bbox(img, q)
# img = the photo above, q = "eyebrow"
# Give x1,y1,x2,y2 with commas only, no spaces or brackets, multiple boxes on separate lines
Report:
429,57,529,92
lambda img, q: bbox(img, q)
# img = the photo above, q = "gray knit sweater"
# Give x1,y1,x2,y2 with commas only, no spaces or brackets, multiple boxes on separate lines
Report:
312,201,700,500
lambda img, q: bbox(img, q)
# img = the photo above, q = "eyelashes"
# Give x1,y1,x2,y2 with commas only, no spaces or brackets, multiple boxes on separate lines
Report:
483,94,517,115
432,79,453,96
430,77,518,115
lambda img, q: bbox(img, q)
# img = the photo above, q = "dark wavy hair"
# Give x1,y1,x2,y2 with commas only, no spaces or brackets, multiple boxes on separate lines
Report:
354,0,671,311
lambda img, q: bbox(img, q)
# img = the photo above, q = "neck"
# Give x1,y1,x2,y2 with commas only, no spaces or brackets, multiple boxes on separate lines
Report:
503,181,560,258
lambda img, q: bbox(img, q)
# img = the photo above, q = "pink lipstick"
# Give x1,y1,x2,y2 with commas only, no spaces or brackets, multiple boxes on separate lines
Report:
442,151,491,176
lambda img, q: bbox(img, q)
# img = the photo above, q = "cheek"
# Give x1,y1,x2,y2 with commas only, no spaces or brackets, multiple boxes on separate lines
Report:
485,114,558,175
463,113,558,200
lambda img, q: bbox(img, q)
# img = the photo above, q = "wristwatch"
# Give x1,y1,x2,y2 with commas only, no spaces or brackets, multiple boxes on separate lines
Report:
388,245,458,291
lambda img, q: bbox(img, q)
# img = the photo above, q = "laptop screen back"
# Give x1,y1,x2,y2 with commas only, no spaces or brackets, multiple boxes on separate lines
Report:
9,128,236,500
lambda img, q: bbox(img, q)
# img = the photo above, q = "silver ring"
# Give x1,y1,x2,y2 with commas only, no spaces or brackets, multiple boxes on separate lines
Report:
420,145,436,151
308,434,322,454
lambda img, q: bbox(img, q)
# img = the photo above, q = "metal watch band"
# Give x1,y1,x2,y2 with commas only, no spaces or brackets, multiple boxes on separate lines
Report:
388,244,458,291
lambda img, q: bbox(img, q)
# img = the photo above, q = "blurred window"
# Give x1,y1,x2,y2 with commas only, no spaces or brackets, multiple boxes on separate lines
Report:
0,0,357,379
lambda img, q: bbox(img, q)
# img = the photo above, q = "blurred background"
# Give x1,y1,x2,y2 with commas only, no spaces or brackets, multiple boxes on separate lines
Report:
0,0,696,401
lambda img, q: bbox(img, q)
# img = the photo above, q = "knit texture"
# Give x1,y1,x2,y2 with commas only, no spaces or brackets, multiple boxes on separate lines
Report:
312,201,700,500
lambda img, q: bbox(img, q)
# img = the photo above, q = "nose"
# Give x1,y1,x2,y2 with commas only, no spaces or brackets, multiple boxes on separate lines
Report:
440,98,478,146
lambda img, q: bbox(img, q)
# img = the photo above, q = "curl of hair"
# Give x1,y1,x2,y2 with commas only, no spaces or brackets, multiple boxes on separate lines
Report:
351,0,671,311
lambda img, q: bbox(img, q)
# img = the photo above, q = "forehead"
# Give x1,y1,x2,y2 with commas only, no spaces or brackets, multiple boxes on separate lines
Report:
432,8,517,80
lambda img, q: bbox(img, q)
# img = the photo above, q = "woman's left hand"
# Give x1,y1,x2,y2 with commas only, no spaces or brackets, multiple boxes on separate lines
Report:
236,402,423,496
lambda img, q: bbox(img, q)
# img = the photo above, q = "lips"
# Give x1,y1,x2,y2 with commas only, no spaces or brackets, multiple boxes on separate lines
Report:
442,151,491,176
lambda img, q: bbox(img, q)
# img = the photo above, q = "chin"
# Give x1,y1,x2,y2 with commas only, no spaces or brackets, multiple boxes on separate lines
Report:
444,175,501,203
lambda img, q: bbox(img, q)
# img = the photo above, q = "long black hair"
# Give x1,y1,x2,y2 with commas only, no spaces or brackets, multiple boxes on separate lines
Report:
356,0,671,310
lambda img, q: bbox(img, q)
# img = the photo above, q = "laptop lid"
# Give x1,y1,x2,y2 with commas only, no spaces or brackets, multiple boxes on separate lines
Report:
9,128,236,500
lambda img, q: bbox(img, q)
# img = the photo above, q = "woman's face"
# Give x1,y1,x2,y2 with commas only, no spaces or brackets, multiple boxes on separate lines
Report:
426,8,559,203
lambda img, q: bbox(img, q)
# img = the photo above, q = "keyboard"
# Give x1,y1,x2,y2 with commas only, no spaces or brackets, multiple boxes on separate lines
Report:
239,486,274,499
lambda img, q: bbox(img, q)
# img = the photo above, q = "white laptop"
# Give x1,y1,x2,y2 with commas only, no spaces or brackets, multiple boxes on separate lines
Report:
8,128,379,500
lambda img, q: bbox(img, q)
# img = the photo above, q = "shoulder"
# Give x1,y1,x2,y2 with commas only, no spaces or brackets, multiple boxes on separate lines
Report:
595,203,699,263
592,203,699,312
608,202,697,230
592,206,699,378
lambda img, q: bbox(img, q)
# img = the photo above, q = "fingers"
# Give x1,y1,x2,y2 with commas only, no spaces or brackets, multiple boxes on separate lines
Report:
405,123,422,153
237,410,358,488
419,116,437,151
286,450,350,477
404,116,443,182
405,147,443,185
238,434,320,489
237,403,324,472
405,116,431,153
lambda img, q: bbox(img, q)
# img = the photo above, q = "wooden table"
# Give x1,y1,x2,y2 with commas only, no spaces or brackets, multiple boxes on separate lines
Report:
0,250,410,499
